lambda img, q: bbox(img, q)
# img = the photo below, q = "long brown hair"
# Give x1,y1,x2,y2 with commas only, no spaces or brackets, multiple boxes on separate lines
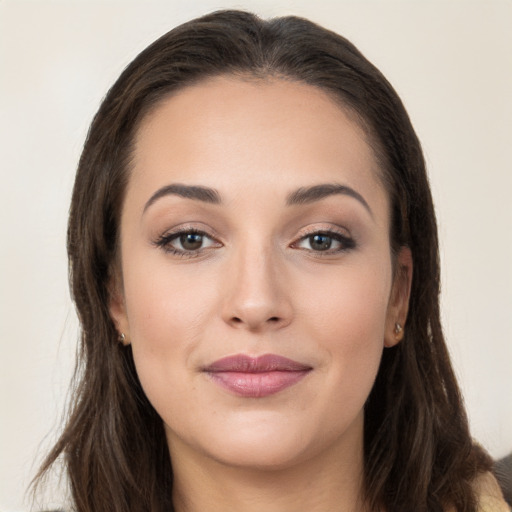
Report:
34,10,491,511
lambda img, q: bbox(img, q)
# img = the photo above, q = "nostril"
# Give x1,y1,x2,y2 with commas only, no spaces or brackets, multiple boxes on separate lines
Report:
268,317,280,323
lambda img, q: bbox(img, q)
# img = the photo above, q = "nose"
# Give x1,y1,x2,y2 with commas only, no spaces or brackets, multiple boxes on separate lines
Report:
221,243,293,332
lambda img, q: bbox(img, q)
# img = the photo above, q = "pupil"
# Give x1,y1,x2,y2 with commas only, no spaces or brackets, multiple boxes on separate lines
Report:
311,234,331,250
180,233,203,250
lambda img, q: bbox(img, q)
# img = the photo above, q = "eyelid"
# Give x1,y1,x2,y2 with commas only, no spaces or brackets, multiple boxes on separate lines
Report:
153,224,222,256
291,223,353,243
156,222,219,240
294,223,351,238
290,224,356,253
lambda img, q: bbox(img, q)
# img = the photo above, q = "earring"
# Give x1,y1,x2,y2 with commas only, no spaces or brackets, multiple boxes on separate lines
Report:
118,332,126,344
394,323,404,341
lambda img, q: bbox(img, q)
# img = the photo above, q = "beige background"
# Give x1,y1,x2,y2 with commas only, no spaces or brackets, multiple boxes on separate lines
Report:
1,1,511,510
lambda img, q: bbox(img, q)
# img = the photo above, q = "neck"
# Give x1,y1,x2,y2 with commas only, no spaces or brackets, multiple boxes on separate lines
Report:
170,419,368,512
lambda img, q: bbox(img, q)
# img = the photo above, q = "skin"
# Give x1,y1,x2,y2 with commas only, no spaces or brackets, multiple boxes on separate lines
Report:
110,76,412,512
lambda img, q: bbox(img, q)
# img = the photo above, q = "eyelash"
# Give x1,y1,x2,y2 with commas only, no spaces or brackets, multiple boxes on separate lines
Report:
291,228,356,255
153,227,356,257
153,228,220,258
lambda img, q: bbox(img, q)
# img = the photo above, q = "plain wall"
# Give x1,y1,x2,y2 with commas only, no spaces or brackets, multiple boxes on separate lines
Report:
1,1,511,510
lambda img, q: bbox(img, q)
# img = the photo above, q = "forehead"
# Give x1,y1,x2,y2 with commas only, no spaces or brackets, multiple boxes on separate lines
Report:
129,76,387,215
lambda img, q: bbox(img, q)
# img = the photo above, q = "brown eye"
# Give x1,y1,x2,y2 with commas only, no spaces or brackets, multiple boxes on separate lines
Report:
179,233,204,250
155,230,219,255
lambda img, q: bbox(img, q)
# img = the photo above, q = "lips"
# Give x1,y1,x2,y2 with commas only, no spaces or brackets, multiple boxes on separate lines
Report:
203,354,312,398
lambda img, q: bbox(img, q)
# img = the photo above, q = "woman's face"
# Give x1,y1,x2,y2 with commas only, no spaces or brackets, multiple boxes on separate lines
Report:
110,76,411,471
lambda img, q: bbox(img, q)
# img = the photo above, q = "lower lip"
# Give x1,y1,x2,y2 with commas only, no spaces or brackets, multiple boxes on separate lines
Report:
207,370,310,398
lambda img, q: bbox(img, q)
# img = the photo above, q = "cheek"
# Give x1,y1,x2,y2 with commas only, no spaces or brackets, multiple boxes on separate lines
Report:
120,257,219,402
123,251,217,340
297,260,392,395
300,260,391,345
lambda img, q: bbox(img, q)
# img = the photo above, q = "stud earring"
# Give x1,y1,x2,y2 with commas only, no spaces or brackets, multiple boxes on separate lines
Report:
394,323,405,341
118,332,126,344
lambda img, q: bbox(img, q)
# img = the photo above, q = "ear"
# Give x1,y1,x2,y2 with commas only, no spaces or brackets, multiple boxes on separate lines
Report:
384,246,413,348
108,272,130,345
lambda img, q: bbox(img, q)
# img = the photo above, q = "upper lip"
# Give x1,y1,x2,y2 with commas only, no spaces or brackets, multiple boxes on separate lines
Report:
203,354,312,373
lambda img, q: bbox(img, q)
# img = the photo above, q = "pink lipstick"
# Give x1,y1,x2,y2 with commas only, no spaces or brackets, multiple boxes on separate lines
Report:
203,354,312,398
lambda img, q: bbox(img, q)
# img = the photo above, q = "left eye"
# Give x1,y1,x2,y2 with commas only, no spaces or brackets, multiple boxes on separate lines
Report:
295,232,354,252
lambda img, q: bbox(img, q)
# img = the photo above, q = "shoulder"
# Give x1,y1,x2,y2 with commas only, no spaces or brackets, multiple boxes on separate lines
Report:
473,472,510,512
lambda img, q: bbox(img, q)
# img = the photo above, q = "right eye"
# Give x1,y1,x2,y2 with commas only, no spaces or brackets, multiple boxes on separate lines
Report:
154,229,220,256
175,232,208,251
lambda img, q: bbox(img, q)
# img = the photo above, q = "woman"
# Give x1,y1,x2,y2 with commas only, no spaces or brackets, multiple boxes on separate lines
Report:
33,10,508,512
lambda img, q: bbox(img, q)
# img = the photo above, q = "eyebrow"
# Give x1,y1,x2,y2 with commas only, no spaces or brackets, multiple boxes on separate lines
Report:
143,183,221,213
143,182,372,217
286,183,373,217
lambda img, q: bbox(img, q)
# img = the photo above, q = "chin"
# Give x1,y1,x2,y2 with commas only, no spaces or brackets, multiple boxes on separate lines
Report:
203,429,315,471
165,407,362,473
